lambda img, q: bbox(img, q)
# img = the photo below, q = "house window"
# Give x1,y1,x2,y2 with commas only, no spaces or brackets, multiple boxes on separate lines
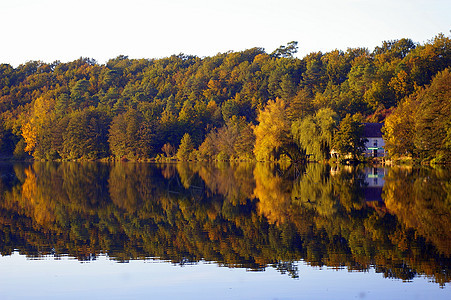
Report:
373,140,378,147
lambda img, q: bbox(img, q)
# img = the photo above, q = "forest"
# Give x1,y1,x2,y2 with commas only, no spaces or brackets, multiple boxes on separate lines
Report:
0,33,449,162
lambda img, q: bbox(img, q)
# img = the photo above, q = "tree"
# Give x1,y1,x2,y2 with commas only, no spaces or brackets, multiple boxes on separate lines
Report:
253,98,299,161
232,117,256,160
271,41,299,58
62,108,110,160
198,130,218,160
373,38,416,59
333,114,367,160
292,108,338,161
404,33,450,87
157,106,183,151
198,116,255,160
383,96,417,158
21,95,61,159
108,112,132,159
161,143,176,158
301,52,327,95
345,55,375,114
322,49,351,85
70,79,90,109
109,108,154,159
383,68,451,161
413,68,451,161
177,133,195,161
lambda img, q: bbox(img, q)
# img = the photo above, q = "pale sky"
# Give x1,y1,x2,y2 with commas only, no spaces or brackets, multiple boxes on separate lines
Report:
1,0,449,66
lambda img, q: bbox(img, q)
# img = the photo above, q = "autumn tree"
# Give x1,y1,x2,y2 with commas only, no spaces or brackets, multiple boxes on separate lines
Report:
383,96,417,158
161,143,176,158
383,68,451,161
61,108,110,160
198,116,255,160
0,33,449,162
21,95,61,159
253,98,302,161
198,130,218,160
109,108,154,159
413,68,451,161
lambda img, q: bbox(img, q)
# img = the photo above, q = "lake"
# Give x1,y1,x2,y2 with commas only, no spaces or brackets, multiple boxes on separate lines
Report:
0,162,449,299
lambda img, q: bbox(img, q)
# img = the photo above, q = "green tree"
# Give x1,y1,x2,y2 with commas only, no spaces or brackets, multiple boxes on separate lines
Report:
61,108,110,160
270,41,298,58
302,52,327,94
292,108,338,161
70,79,90,109
177,133,195,161
333,114,367,160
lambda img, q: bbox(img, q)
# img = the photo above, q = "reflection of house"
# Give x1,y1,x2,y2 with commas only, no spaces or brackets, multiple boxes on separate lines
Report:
363,123,385,158
363,167,385,202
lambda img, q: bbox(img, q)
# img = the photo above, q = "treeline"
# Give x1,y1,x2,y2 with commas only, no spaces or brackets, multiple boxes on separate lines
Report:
0,162,449,284
0,34,449,161
384,68,450,162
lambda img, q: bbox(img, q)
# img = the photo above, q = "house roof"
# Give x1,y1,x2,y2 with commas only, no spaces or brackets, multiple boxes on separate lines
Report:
363,123,383,138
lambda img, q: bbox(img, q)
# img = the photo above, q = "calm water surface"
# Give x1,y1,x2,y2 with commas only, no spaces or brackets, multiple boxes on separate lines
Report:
0,162,449,299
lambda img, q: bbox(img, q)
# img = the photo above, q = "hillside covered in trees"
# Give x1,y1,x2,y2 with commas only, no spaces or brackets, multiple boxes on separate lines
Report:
0,34,449,162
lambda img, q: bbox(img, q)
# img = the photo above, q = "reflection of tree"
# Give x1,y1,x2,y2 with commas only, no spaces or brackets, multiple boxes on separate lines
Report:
196,161,255,206
383,167,451,256
109,162,157,212
61,162,110,209
0,162,449,285
292,163,335,217
6,164,59,227
253,163,292,224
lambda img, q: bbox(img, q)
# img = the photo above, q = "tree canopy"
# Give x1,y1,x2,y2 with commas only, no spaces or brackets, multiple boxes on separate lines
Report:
383,68,451,162
0,33,449,162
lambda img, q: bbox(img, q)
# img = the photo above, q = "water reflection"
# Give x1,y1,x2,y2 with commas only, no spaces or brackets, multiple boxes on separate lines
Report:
0,162,449,286
363,167,385,202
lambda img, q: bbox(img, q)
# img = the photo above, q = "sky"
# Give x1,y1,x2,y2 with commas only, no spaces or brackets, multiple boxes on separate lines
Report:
0,0,449,67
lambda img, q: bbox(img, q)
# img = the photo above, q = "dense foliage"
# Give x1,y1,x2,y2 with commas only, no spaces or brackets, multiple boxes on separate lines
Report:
0,34,449,161
383,68,451,162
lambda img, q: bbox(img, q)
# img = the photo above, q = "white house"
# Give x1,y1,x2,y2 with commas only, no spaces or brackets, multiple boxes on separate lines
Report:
363,123,385,158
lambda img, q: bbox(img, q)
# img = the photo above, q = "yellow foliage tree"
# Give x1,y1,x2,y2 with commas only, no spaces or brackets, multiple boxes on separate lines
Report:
22,119,37,154
389,70,410,99
253,98,292,161
382,95,417,158
21,96,56,156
